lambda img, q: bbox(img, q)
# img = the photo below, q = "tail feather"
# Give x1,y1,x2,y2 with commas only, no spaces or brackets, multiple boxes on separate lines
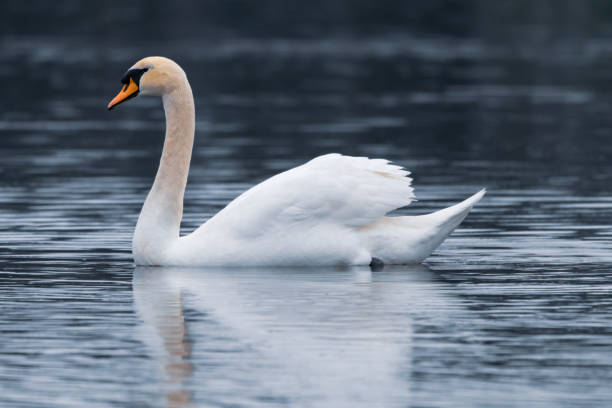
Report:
360,189,486,264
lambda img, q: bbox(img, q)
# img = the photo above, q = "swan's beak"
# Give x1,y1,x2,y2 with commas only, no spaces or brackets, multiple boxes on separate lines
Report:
107,78,139,110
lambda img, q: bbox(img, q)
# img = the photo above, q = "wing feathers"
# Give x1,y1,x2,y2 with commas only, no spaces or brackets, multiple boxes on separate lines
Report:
201,154,415,236
289,154,415,227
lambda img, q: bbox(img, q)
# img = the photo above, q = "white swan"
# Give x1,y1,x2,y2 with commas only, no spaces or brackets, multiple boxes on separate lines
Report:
108,56,485,266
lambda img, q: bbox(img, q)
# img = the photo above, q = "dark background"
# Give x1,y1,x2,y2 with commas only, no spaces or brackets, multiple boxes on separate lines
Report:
2,3,612,407
5,1,612,39
2,0,612,193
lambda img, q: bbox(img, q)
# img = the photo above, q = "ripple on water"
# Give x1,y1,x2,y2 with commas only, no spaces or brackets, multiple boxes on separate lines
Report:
2,31,612,408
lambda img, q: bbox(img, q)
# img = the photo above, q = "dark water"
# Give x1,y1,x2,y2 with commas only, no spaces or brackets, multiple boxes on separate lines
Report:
2,2,612,407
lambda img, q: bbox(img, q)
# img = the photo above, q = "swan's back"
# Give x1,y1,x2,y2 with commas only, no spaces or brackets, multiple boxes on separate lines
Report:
194,153,414,235
172,154,483,266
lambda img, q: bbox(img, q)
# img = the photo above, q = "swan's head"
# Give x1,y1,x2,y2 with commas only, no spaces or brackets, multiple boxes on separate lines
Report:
107,56,187,110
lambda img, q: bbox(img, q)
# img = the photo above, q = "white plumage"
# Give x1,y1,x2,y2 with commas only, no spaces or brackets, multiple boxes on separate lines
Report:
201,154,413,233
108,57,485,267
173,153,484,266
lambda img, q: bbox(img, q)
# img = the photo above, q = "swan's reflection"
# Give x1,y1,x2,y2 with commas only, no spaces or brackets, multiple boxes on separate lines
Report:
133,268,193,407
133,264,446,407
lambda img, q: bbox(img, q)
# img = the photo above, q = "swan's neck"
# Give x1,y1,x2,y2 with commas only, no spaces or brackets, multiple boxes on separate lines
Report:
133,81,195,263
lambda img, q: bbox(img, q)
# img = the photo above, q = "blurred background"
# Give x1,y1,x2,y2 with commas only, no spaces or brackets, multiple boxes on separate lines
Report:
2,2,612,407
2,0,612,194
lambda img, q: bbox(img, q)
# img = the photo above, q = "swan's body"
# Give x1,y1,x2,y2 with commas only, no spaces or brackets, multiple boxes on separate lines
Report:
108,57,485,266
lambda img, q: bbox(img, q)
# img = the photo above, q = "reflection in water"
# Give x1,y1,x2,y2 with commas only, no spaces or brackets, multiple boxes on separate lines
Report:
133,269,193,407
3,4,612,406
132,265,446,407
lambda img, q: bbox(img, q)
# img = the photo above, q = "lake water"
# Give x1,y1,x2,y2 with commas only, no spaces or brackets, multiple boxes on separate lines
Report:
2,4,612,407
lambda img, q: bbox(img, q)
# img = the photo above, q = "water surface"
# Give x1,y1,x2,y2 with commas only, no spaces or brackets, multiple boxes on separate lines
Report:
2,5,612,407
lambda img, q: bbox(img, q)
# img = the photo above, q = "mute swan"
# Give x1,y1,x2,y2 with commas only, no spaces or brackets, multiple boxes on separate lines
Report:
108,56,485,266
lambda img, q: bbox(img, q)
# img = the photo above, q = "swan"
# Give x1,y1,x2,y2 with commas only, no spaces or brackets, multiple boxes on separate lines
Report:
107,56,485,266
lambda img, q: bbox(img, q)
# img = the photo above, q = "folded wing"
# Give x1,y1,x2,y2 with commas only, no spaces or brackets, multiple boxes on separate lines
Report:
198,154,415,237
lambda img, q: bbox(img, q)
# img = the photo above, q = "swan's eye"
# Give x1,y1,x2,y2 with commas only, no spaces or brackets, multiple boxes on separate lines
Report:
121,67,149,86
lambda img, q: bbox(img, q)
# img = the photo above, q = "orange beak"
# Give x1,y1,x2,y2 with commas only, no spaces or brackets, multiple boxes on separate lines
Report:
107,77,139,110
